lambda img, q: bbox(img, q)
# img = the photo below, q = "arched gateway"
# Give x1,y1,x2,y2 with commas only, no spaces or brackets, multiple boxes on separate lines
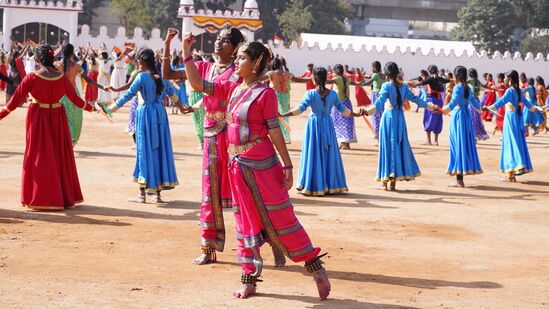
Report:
1,0,82,49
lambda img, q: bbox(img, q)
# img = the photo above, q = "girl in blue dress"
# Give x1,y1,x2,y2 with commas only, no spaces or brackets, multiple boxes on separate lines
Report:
106,49,187,203
365,62,439,191
442,66,483,188
484,70,545,182
279,67,363,196
521,78,543,135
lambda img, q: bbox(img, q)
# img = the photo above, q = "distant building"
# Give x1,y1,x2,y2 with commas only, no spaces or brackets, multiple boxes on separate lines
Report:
345,0,467,39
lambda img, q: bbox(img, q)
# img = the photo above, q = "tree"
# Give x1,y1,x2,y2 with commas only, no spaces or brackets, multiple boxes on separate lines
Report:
451,0,515,53
520,34,549,55
80,0,107,26
144,0,180,35
304,0,350,35
276,0,312,43
255,0,286,42
110,0,152,34
194,0,237,11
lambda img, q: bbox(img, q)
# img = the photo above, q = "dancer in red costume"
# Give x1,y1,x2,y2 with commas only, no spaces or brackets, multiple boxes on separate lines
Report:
481,73,497,121
184,34,331,300
0,45,97,211
494,73,508,135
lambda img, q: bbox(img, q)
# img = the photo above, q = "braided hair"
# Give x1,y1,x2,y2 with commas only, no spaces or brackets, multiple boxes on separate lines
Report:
384,62,403,108
454,66,470,99
313,67,329,103
138,48,164,96
242,42,272,75
468,68,480,93
62,43,75,73
36,44,56,71
506,70,522,116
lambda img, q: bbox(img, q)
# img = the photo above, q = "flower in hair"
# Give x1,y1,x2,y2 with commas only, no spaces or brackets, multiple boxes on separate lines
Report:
48,50,54,56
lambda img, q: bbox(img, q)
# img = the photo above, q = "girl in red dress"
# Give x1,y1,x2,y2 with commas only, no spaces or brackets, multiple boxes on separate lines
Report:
0,52,8,91
481,73,497,121
494,73,507,135
184,36,331,300
354,68,371,107
0,45,97,211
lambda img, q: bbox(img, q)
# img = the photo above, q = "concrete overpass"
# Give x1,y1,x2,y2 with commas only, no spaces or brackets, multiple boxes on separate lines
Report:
345,0,468,38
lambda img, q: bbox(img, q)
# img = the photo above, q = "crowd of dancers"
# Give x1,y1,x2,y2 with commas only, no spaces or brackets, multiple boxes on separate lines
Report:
1,26,548,300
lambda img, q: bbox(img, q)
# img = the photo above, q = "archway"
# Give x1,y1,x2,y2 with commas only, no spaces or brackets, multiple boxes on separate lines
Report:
11,23,70,45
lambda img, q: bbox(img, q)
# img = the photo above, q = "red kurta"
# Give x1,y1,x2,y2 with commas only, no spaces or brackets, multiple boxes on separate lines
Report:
0,72,93,210
481,81,497,121
300,70,315,90
495,83,507,132
354,73,371,106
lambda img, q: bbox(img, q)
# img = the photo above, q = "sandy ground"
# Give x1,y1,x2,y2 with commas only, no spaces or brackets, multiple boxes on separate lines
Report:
0,83,548,309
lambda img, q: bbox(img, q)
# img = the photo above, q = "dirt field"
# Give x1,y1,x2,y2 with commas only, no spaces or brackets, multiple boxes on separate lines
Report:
1,84,548,309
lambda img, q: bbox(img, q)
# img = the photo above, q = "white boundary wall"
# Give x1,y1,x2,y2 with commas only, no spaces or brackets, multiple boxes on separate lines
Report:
272,40,549,81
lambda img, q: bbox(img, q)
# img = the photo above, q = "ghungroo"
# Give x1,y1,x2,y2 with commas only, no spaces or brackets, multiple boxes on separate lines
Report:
305,253,328,273
201,246,215,254
241,273,262,286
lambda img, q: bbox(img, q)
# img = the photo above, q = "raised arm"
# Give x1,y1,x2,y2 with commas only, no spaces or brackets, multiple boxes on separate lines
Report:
182,34,204,92
162,28,187,80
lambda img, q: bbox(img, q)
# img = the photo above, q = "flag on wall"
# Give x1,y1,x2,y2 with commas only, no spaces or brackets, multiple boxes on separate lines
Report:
274,34,283,47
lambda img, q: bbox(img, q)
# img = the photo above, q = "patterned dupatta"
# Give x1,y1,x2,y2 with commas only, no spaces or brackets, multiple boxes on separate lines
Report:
226,82,268,144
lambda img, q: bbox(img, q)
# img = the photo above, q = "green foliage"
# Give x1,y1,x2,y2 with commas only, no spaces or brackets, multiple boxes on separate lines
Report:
451,0,515,53
303,0,350,35
110,0,152,34
144,0,180,35
194,0,237,11
255,0,286,42
520,34,549,55
80,0,106,26
276,0,312,43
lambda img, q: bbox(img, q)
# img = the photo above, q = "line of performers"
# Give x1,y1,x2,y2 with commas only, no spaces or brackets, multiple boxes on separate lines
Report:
1,27,547,300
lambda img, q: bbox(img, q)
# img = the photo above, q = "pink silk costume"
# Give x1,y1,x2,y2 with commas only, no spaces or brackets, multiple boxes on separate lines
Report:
205,79,321,276
196,61,241,251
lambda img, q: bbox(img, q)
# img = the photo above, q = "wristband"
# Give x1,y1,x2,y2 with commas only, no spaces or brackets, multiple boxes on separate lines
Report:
282,165,293,170
183,55,193,63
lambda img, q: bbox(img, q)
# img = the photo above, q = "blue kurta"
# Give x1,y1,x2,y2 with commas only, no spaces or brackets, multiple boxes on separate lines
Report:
521,86,543,127
446,85,483,175
373,82,428,182
115,72,179,193
493,87,535,175
297,90,348,196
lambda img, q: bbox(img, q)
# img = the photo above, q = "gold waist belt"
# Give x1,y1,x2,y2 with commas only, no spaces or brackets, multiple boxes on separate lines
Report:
228,139,264,156
206,111,226,121
32,101,62,109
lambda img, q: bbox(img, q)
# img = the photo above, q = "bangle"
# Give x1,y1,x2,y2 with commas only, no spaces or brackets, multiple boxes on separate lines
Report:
282,165,293,170
161,56,170,60
183,55,193,63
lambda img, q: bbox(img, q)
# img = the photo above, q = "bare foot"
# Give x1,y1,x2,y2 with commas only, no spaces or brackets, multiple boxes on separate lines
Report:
233,284,256,299
448,182,465,188
152,196,166,204
376,181,388,191
499,178,514,183
421,142,432,146
434,142,439,146
271,246,286,267
129,195,146,203
389,180,396,191
192,253,216,265
312,268,331,300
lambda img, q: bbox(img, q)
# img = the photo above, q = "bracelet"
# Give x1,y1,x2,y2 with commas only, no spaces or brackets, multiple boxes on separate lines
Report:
282,165,293,170
183,55,193,63
161,56,170,60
